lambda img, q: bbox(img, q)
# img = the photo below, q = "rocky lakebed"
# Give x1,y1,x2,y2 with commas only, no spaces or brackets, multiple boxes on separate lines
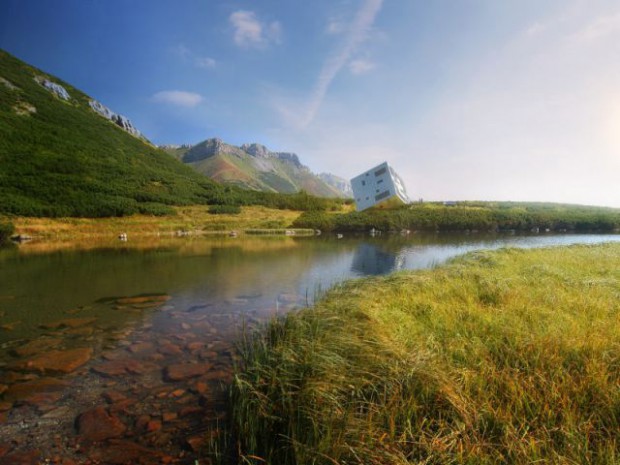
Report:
0,292,280,465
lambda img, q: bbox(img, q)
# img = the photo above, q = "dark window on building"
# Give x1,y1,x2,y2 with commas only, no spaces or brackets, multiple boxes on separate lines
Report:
377,179,383,184
361,180,366,186
374,167,387,177
375,190,391,201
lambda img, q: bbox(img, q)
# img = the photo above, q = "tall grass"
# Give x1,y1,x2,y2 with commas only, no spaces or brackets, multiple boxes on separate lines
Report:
226,243,620,464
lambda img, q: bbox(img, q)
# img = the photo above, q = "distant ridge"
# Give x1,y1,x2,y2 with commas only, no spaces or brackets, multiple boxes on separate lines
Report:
162,138,352,198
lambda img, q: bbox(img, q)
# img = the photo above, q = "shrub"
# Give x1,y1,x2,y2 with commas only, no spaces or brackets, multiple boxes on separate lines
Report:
0,221,15,244
209,204,241,215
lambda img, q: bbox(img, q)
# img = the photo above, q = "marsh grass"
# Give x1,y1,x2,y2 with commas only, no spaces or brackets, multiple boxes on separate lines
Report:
227,244,620,464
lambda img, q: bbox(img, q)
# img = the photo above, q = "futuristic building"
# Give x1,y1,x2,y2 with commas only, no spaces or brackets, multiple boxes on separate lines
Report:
350,162,409,211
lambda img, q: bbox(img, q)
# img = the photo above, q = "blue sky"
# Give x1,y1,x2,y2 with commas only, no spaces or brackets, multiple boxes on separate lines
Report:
2,0,619,207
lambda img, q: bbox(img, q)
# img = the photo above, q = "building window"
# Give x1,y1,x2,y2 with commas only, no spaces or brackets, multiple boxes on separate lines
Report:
377,179,383,184
374,167,387,177
361,180,366,186
375,190,391,201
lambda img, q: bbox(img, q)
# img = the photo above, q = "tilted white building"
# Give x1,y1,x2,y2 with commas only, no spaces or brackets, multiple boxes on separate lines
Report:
350,162,409,212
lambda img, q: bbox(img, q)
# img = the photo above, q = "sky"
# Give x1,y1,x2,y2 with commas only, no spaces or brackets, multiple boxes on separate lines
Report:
1,0,619,207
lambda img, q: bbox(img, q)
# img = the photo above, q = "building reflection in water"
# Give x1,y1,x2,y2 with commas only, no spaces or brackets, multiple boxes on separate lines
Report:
351,242,406,276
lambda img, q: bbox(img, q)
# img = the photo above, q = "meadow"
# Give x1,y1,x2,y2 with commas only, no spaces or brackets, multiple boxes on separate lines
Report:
226,243,620,464
293,202,620,233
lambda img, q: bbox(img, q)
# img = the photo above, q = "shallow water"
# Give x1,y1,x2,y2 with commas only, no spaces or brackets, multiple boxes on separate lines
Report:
0,232,618,463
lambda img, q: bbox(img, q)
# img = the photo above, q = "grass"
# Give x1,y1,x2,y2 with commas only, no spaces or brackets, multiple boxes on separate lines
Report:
293,201,620,233
7,205,305,239
226,243,620,464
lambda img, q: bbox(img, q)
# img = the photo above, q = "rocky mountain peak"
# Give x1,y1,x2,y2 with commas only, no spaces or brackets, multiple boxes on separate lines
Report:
241,143,270,158
275,152,302,169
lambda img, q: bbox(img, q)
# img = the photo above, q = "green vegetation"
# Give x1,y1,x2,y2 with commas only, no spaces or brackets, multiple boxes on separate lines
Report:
0,221,14,244
228,243,620,464
293,201,620,232
209,204,242,215
0,50,344,218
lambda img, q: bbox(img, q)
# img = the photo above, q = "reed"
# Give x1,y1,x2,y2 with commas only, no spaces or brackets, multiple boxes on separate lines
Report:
225,243,620,464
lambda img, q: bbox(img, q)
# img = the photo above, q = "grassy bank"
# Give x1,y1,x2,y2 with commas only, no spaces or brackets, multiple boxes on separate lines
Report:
293,201,620,233
7,205,306,240
228,243,620,464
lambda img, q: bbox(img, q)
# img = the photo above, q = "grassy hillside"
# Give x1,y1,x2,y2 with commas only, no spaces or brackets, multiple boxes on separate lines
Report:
227,243,620,464
293,201,620,232
0,50,346,217
0,49,230,217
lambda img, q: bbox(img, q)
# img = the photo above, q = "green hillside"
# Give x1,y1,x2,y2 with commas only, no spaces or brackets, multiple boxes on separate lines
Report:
0,49,232,217
164,139,346,198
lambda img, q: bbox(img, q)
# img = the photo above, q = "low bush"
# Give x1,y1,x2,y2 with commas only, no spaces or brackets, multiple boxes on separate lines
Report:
0,221,15,244
208,204,241,215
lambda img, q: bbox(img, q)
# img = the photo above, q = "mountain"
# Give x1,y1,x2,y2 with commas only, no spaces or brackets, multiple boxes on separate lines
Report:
163,138,351,198
318,173,353,198
0,49,229,217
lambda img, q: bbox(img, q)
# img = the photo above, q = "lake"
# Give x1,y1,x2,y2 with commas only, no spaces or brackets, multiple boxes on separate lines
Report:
0,232,619,463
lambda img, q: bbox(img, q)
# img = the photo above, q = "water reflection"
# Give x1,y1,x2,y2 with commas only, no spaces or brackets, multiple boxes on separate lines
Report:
351,242,406,275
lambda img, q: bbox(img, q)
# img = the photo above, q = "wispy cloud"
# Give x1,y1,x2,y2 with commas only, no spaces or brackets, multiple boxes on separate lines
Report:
194,57,216,69
229,10,281,49
152,90,203,107
172,44,217,69
349,58,376,75
298,0,383,127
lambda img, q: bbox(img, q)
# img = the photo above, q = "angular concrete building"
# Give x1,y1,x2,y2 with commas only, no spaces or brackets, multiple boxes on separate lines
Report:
350,162,409,211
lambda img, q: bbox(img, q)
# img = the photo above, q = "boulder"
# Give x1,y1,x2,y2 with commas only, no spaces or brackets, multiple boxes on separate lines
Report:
76,406,127,442
35,76,70,100
163,363,211,381
14,348,93,374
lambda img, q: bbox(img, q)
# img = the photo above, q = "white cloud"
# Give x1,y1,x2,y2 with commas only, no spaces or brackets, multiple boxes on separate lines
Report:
296,0,383,127
172,44,217,70
152,90,203,107
229,10,281,49
349,58,376,75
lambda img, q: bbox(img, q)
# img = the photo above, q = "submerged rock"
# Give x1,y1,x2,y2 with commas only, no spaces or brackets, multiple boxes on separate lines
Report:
14,348,93,374
76,406,127,442
163,363,211,381
3,377,70,402
116,295,171,305
40,317,97,329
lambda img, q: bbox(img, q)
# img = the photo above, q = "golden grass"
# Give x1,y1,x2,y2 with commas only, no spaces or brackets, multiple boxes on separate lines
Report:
9,205,304,239
227,244,620,465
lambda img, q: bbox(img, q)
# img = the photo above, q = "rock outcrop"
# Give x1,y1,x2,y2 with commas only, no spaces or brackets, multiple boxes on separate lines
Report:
88,99,143,139
34,76,70,100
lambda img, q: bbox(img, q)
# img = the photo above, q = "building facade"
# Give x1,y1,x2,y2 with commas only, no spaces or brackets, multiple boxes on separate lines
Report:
350,162,409,212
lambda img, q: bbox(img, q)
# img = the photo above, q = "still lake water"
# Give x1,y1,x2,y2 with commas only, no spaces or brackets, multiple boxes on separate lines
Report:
0,232,619,461
1,232,620,348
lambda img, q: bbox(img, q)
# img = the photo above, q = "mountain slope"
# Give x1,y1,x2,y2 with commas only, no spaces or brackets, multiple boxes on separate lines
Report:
164,139,350,198
0,49,225,217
